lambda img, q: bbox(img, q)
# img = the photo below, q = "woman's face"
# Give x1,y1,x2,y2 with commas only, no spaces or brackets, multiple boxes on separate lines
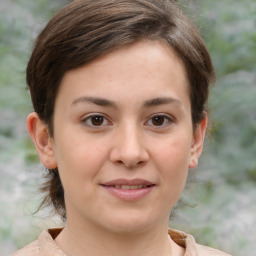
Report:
46,40,206,233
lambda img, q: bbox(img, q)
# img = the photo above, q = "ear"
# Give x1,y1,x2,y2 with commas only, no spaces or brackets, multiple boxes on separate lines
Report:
27,112,57,169
188,115,207,169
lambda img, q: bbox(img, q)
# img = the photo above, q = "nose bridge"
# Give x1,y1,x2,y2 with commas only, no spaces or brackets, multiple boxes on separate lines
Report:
123,122,142,152
110,120,149,167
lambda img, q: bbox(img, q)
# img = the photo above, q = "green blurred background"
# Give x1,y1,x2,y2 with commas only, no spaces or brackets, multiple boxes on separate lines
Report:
0,0,255,255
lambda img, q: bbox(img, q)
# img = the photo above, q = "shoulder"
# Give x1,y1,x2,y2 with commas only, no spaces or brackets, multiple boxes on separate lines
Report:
195,243,232,256
10,228,63,256
10,240,40,256
168,228,232,256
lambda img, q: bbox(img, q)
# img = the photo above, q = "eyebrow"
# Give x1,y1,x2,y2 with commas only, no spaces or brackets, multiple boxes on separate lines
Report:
72,96,181,108
72,96,117,108
143,97,182,107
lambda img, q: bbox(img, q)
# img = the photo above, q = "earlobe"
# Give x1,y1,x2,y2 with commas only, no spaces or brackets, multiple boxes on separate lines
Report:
27,112,57,169
188,116,207,169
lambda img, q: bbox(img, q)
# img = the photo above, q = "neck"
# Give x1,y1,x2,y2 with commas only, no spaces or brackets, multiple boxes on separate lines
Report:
55,219,184,256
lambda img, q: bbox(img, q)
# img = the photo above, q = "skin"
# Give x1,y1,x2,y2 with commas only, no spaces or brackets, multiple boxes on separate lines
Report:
27,39,207,256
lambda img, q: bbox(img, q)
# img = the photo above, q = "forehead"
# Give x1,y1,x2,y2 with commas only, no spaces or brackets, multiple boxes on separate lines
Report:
56,39,190,108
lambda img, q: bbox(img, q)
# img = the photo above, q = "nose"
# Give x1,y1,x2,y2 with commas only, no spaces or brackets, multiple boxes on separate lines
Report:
109,125,149,168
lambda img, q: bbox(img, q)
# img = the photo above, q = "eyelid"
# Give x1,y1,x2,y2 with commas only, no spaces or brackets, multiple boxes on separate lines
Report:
81,113,112,127
80,112,174,128
145,113,175,127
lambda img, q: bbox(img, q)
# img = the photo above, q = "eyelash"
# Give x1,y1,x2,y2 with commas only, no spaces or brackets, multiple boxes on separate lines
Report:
81,114,111,127
81,113,174,128
145,114,174,127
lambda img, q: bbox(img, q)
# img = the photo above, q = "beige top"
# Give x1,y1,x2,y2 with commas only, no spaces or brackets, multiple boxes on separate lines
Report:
11,228,231,256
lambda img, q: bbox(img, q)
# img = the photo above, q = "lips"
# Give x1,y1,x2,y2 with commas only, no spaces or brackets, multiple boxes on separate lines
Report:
107,184,151,190
101,179,155,201
102,178,154,187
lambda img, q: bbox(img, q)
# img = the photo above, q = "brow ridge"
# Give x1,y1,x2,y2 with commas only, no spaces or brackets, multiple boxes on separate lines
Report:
72,96,181,108
72,96,116,107
143,97,181,107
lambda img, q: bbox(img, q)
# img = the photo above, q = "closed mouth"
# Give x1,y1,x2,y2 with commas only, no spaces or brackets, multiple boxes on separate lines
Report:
101,179,155,200
102,184,154,190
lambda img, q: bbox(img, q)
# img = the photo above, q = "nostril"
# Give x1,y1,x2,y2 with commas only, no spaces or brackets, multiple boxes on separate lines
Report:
114,159,146,168
109,145,149,168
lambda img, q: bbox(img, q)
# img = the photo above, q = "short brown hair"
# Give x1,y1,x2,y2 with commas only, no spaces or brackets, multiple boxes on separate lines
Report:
27,0,215,219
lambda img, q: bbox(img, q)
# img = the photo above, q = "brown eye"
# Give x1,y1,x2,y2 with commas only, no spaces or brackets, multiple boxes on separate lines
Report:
91,116,104,126
152,116,165,126
146,114,173,127
83,114,110,127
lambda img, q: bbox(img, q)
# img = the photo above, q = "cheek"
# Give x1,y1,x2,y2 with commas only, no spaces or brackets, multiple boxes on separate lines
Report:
55,130,109,167
53,135,109,191
62,149,104,178
151,136,191,194
158,146,189,186
153,135,192,171
55,144,105,205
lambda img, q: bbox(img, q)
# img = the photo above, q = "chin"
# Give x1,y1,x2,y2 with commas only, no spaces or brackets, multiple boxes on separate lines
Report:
108,222,149,235
102,211,160,235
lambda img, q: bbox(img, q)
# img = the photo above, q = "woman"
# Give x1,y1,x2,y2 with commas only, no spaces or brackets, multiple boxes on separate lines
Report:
12,0,231,255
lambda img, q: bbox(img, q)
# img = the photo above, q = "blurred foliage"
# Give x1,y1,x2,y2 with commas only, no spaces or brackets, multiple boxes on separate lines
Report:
0,0,255,255
173,1,256,255
0,0,70,255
